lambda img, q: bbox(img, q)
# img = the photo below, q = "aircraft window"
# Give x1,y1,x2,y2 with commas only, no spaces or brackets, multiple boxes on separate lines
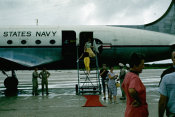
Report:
7,40,13,44
50,40,56,44
21,40,27,44
35,40,41,44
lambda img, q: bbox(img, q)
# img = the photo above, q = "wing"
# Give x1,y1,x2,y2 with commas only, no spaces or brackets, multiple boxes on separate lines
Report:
0,48,61,68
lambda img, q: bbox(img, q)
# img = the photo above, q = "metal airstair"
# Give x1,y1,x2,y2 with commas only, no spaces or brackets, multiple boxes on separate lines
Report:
76,47,101,95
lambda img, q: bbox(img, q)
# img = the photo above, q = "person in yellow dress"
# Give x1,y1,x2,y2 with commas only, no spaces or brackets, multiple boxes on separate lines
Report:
79,52,90,75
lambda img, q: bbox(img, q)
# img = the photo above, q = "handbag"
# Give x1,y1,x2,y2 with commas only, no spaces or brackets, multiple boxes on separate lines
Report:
116,82,120,87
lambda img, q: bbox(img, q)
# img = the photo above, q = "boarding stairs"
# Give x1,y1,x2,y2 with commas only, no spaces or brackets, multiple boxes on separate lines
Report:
76,48,101,95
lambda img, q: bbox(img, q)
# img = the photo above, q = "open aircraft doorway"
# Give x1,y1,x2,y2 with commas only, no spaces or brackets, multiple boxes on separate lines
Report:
79,32,103,66
62,31,76,56
62,31,77,67
79,32,93,54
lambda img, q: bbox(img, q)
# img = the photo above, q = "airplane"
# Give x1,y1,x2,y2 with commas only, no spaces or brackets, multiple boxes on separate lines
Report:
0,0,175,92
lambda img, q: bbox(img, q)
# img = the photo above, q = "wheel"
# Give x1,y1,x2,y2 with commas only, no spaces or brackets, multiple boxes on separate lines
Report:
4,76,18,96
4,77,18,90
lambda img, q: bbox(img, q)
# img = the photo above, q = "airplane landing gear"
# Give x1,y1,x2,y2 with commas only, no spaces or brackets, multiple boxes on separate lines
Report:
2,70,18,96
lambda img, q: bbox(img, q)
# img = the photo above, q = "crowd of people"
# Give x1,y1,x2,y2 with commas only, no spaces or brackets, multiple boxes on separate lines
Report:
30,51,175,117
100,63,129,102
30,37,175,117
99,52,175,117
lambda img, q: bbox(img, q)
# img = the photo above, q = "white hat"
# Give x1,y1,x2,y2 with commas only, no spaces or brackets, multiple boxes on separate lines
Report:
119,63,124,67
126,64,130,68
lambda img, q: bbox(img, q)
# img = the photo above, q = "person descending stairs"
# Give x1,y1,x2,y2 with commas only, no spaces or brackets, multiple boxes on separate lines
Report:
76,40,101,95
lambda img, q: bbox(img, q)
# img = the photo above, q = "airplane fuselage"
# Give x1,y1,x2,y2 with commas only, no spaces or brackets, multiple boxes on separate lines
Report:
0,25,175,70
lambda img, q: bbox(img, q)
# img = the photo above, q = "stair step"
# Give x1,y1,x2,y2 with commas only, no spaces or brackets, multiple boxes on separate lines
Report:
79,69,98,71
79,90,100,93
80,81,98,83
80,77,98,79
79,73,98,76
79,71,98,73
79,86,99,89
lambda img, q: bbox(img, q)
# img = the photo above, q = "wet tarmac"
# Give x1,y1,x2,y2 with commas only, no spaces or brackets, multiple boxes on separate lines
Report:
0,69,164,117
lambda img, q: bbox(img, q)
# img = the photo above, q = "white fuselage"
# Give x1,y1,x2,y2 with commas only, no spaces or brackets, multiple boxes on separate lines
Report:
0,25,175,46
0,25,175,68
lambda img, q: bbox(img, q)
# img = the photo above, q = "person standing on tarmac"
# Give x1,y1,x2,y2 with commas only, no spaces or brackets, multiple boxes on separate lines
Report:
32,68,39,96
159,51,175,86
159,72,175,117
122,53,148,117
100,64,109,100
39,68,50,95
108,66,119,104
119,63,126,100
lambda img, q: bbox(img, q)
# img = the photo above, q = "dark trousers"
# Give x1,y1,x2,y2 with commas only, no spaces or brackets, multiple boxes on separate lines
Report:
120,78,126,98
101,79,109,95
42,80,48,94
32,78,38,95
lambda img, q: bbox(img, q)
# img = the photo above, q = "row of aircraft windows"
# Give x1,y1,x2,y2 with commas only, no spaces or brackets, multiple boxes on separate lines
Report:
6,39,56,45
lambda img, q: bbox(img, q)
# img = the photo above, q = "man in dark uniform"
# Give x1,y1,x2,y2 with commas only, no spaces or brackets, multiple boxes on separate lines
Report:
39,68,50,95
32,68,39,96
100,64,109,100
159,51,175,86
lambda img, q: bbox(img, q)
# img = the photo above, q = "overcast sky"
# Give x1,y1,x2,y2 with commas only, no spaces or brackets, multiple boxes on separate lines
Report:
0,0,172,25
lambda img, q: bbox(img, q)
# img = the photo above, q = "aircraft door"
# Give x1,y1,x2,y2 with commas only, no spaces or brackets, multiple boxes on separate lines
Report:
62,31,76,57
